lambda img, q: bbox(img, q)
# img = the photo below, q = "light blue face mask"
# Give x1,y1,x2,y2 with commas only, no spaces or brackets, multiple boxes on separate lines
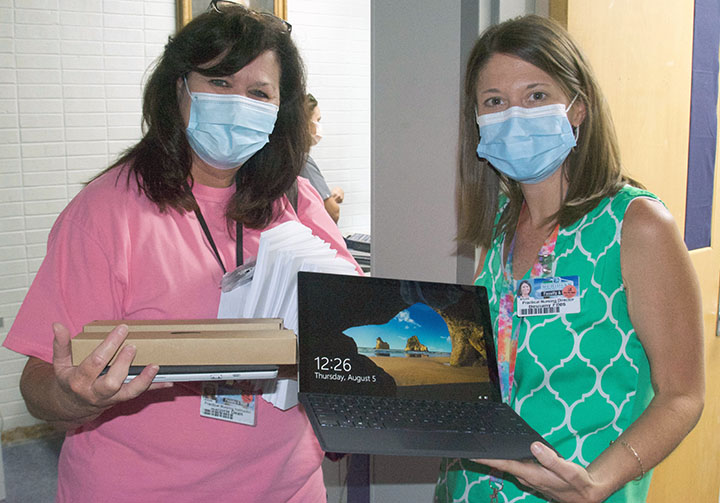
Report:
475,97,578,184
184,77,279,170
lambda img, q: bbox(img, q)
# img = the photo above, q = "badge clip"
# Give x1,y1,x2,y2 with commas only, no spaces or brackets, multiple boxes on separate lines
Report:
221,259,256,292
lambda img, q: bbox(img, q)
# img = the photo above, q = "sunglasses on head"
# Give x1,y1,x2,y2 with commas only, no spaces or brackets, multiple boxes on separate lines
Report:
208,0,292,33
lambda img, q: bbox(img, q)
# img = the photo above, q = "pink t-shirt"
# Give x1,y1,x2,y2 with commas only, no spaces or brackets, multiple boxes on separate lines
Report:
4,167,359,502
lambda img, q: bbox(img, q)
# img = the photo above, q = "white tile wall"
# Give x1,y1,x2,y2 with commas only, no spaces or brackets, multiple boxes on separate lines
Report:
288,0,371,234
0,0,176,431
0,0,371,431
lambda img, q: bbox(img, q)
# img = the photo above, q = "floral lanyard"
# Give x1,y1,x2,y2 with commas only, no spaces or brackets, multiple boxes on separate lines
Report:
497,223,559,403
489,222,559,502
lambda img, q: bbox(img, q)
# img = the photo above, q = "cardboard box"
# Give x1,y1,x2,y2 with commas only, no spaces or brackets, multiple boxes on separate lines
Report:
83,318,284,332
71,319,296,366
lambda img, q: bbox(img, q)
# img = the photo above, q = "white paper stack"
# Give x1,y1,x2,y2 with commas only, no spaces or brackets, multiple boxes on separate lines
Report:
217,221,359,409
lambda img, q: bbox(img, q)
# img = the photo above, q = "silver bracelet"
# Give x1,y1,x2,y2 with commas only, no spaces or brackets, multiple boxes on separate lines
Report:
611,439,646,481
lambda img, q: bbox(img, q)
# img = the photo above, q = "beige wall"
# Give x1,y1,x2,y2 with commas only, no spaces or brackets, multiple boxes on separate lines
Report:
553,1,720,501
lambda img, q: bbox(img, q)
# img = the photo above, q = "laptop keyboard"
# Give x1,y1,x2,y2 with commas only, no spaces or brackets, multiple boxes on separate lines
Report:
306,394,532,435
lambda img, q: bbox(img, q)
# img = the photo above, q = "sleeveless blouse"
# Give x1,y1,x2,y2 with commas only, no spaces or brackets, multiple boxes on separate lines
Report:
436,185,657,503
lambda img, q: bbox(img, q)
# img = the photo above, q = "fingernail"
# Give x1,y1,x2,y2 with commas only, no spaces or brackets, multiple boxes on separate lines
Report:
531,443,543,455
117,324,128,336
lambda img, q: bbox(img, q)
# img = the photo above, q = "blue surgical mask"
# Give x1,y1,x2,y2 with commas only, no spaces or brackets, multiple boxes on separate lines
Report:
475,98,578,184
184,78,279,170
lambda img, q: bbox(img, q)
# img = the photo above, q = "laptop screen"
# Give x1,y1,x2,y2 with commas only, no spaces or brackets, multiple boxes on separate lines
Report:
297,272,501,402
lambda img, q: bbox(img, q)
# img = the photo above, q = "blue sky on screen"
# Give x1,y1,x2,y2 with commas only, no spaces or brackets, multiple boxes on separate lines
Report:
343,302,452,353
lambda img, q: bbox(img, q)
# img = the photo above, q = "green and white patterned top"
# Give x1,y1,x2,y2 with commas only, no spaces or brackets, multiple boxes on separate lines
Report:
436,185,657,503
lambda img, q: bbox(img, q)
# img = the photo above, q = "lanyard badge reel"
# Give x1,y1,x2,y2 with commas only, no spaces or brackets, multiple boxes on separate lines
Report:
221,259,256,293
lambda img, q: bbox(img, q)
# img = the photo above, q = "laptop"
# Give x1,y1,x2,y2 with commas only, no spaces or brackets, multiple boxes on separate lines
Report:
102,364,278,384
297,271,552,460
79,319,287,384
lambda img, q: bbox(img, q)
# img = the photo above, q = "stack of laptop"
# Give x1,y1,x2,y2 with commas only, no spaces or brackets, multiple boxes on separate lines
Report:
75,318,288,383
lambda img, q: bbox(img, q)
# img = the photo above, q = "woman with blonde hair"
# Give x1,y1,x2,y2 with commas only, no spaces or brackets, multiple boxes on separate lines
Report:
436,15,704,503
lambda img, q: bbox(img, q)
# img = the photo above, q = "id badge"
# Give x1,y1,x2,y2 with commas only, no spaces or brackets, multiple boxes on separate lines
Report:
217,259,256,318
221,259,256,292
516,275,580,317
200,381,258,425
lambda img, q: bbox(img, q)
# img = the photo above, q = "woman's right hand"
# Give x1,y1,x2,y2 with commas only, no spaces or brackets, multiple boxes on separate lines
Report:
20,322,170,429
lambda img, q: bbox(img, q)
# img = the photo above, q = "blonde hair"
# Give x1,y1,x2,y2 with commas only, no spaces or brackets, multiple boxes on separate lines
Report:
457,15,642,248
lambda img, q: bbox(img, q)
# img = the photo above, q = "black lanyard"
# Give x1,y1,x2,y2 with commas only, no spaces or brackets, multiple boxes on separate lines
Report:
184,182,242,274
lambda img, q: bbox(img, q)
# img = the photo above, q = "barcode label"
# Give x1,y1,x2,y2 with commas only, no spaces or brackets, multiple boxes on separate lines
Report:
520,305,561,316
202,408,233,420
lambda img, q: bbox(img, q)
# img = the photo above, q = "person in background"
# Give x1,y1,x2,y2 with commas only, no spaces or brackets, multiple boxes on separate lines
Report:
435,15,704,503
3,4,357,502
300,93,345,223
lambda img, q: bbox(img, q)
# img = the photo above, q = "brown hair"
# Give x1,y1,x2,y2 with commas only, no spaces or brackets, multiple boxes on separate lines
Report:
457,15,642,248
98,5,309,229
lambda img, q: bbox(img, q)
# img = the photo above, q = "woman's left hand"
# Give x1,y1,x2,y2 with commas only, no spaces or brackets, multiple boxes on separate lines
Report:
475,442,605,503
330,186,344,203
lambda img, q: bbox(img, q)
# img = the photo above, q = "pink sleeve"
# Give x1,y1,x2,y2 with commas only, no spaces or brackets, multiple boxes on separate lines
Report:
294,177,363,275
3,208,127,363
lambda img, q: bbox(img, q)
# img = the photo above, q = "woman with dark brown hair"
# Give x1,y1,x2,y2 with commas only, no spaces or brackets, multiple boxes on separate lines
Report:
436,15,703,503
3,3,356,502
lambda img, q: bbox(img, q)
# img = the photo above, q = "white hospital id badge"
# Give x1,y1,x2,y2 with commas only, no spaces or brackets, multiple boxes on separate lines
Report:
516,276,580,317
200,381,257,425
